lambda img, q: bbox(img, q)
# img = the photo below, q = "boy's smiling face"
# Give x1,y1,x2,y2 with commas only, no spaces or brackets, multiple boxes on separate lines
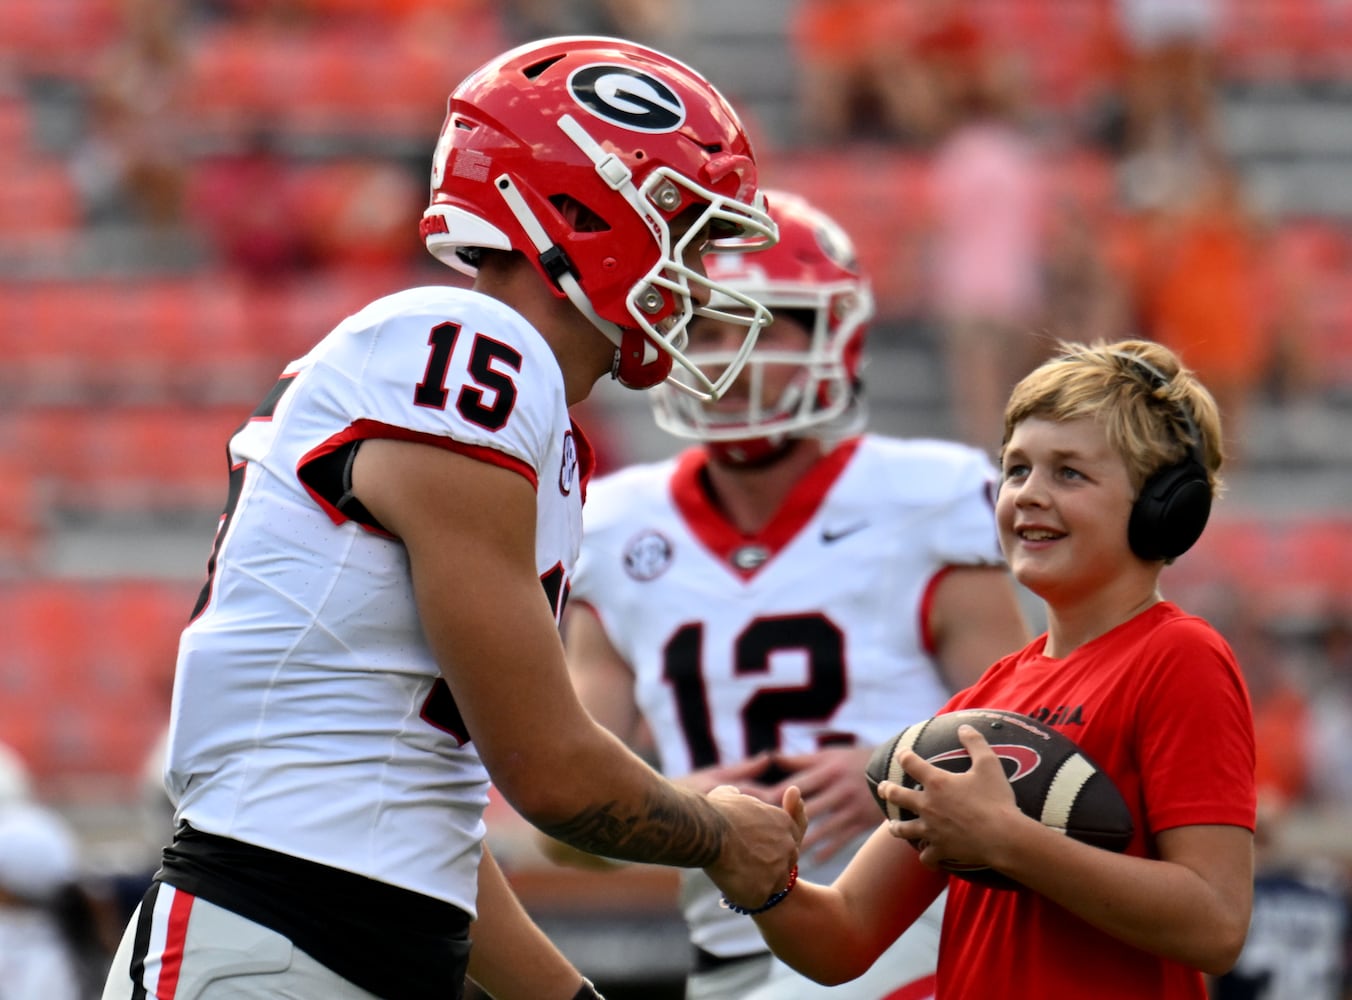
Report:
996,416,1141,604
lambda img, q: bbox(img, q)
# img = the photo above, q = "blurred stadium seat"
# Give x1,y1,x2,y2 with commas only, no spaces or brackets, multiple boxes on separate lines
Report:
1222,0,1352,80
1162,515,1352,623
0,0,122,78
9,405,241,515
0,454,41,578
0,270,421,406
0,159,80,237
0,579,191,791
178,17,497,146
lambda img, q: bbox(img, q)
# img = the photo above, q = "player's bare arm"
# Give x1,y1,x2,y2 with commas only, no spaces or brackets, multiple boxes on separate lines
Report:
927,564,1030,689
560,604,646,745
564,599,780,788
884,726,1253,974
544,600,781,870
538,605,648,871
467,845,595,999
753,823,948,986
353,438,800,905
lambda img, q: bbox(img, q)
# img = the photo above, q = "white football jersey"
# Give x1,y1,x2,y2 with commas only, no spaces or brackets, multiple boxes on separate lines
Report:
572,435,1002,956
164,286,590,917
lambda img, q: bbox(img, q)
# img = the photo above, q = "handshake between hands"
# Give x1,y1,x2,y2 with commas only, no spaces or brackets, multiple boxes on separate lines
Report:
703,780,806,914
692,744,884,912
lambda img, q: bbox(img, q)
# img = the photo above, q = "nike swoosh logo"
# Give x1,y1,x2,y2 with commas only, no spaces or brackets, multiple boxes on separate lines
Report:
821,522,869,543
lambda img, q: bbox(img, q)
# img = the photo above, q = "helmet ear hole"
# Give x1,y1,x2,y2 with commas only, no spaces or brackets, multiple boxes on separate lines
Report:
549,195,610,233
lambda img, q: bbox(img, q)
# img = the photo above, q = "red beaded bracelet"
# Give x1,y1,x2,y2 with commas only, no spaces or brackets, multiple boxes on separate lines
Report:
719,864,799,916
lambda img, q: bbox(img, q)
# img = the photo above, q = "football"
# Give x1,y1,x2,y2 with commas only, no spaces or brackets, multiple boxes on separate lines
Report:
864,708,1134,889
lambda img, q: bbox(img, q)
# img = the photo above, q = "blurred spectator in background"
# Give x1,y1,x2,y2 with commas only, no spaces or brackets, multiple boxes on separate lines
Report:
1305,612,1352,817
500,0,687,52
788,0,884,142
1039,189,1133,348
0,803,107,1000
880,0,997,145
1219,595,1318,810
1210,795,1352,1000
71,0,188,229
584,0,689,53
186,125,317,283
294,158,427,277
790,0,991,147
1113,0,1224,165
189,141,429,282
926,61,1046,454
1112,159,1301,460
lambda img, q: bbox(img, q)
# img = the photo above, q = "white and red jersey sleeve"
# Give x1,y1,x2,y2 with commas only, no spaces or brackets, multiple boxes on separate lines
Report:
164,286,587,916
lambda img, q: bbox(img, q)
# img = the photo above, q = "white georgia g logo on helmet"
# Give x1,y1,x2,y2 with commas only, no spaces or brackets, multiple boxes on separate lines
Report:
567,64,687,133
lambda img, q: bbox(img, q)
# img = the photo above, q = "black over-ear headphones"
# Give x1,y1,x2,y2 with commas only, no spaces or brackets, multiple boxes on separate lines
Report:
1115,352,1212,561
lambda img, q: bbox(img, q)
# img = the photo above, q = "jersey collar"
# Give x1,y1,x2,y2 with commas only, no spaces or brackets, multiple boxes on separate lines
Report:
669,436,863,580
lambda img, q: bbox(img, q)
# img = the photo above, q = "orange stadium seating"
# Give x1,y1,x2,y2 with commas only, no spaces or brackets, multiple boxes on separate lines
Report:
0,579,193,788
179,18,499,142
0,279,267,405
1161,515,1352,622
0,0,122,78
0,455,41,578
760,147,933,317
0,269,419,405
1222,0,1352,79
0,159,80,238
6,405,242,514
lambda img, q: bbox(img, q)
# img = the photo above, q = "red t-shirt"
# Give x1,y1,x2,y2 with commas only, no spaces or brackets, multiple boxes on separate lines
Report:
936,602,1256,999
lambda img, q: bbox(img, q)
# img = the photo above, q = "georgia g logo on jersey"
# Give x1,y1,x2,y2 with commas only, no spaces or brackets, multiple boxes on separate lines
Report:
567,64,686,133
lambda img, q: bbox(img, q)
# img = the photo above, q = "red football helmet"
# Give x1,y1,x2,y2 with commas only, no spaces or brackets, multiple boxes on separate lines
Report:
420,36,777,396
651,190,874,454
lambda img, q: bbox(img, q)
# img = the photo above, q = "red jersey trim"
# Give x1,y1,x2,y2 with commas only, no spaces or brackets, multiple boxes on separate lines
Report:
298,418,541,532
917,566,955,656
570,417,597,503
669,437,864,581
569,598,601,621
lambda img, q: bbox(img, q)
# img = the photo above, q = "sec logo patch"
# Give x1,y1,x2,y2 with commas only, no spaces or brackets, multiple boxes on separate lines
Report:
623,530,673,581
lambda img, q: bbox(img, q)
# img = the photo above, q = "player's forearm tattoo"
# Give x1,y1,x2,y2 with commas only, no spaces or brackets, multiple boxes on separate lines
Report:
542,791,727,868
